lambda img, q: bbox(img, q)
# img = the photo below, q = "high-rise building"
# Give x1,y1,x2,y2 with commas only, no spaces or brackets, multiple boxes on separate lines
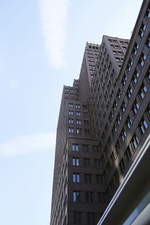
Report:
50,1,150,225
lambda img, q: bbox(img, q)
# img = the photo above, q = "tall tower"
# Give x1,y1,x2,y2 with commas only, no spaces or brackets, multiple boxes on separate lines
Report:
50,44,105,225
50,38,128,225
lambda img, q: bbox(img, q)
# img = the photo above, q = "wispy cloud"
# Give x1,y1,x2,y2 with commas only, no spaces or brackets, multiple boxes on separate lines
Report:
0,132,56,157
9,79,19,89
38,0,69,69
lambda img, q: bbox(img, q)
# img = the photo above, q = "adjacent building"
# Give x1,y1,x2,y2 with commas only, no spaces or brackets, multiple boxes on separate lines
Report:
50,0,150,224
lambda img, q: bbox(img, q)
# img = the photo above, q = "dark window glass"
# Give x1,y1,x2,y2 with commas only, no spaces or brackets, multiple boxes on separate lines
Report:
73,211,82,224
115,141,120,155
139,23,147,37
84,174,92,184
119,158,126,174
139,84,148,99
146,33,150,48
73,191,80,202
125,147,132,162
73,173,80,183
145,5,150,18
76,111,81,116
68,103,74,108
146,67,150,82
87,212,96,225
122,74,127,86
132,70,140,84
82,144,89,152
126,116,132,129
69,128,74,133
132,100,140,115
72,158,80,166
132,42,139,55
131,135,140,152
96,175,102,184
139,52,147,67
68,111,74,116
121,101,126,113
83,158,90,167
139,119,149,134
121,129,127,141
94,159,101,168
72,144,79,151
127,86,133,99
69,119,74,124
85,192,93,203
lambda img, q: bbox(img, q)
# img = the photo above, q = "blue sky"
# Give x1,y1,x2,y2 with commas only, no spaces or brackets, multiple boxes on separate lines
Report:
0,0,142,225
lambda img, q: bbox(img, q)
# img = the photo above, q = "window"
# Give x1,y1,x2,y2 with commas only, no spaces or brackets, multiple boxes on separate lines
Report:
73,211,82,224
139,84,148,99
113,101,117,110
76,119,81,125
110,151,116,162
83,158,90,167
132,42,139,55
139,53,147,67
146,33,150,48
147,104,150,119
82,144,89,152
115,141,120,155
96,175,102,184
73,173,80,183
126,117,132,129
121,129,127,142
127,59,133,71
76,111,81,116
98,192,104,203
125,147,132,162
139,119,149,134
145,5,150,18
127,86,133,99
113,123,117,134
132,70,140,84
111,69,115,77
84,119,89,125
85,192,93,203
146,67,150,82
76,128,80,134
119,158,126,174
115,57,120,62
139,23,147,37
72,144,79,151
131,135,140,151
68,103,74,108
122,74,127,86
84,174,92,184
87,212,96,225
101,132,105,140
73,191,80,202
72,158,80,166
75,104,80,109
117,89,121,99
69,128,74,133
69,119,74,124
68,111,74,116
132,100,140,115
121,101,126,113
109,112,113,122
94,159,101,168
117,114,122,124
